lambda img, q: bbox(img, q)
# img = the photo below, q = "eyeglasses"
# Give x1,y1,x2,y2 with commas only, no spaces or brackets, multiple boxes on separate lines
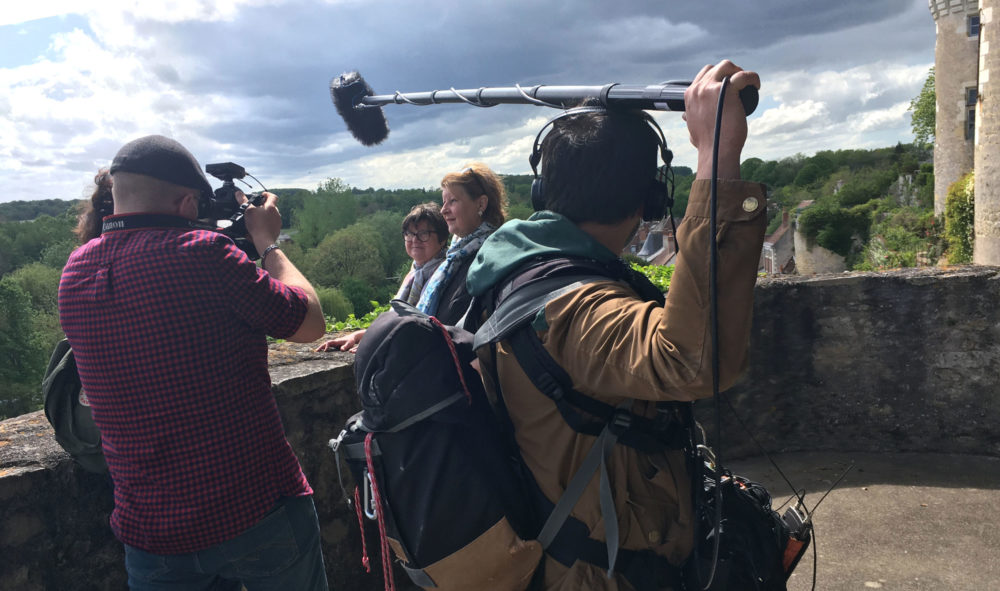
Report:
402,229,435,242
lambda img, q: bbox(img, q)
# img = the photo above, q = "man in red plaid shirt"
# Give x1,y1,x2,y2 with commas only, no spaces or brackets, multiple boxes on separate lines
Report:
59,135,329,591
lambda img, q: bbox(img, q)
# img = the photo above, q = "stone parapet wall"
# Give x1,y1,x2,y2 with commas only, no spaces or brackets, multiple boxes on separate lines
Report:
708,266,1000,458
3,267,1000,589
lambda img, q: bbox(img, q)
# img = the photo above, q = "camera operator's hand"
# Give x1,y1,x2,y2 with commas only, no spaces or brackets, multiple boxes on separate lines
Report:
237,191,283,256
684,60,760,180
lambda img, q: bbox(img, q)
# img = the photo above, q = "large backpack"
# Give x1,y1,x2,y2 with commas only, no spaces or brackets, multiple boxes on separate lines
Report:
42,339,108,474
331,301,543,591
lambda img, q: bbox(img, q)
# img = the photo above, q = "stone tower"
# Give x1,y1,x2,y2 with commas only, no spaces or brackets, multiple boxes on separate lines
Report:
974,0,1000,263
929,0,979,216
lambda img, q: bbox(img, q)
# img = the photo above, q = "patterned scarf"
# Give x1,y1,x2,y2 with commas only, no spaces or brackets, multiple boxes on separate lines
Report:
417,222,496,316
395,249,446,305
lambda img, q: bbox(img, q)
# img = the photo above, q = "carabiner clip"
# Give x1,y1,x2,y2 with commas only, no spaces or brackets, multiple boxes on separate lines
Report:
363,470,378,521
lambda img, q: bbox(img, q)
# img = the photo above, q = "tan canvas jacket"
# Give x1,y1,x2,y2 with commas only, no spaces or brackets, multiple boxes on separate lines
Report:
477,179,767,591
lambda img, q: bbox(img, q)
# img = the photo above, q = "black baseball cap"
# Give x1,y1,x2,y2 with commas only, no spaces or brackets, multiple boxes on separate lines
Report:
109,135,213,199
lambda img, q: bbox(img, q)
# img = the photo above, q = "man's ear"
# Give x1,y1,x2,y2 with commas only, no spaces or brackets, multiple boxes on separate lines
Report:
176,191,199,218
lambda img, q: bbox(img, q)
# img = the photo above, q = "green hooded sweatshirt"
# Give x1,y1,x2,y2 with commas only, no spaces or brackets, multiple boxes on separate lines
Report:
466,211,621,299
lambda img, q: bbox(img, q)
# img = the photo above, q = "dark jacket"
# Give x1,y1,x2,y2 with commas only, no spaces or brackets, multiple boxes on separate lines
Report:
433,255,475,326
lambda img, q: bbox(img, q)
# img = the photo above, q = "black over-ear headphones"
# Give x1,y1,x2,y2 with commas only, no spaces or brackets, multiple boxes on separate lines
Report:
528,105,674,221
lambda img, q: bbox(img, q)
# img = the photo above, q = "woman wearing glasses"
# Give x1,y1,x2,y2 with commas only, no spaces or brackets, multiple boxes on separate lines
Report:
317,163,507,352
396,202,449,306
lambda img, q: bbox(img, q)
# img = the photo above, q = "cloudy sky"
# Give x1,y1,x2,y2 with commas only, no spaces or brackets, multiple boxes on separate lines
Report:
1,0,936,203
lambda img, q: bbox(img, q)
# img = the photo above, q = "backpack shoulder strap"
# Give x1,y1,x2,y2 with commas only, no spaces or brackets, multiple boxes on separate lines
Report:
472,274,602,350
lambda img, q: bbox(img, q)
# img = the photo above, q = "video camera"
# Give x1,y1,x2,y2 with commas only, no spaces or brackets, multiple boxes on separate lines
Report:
204,162,266,260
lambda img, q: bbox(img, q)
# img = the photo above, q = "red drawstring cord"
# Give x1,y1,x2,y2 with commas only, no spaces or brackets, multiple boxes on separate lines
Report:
429,316,473,404
352,487,371,573
352,314,473,589
366,432,396,591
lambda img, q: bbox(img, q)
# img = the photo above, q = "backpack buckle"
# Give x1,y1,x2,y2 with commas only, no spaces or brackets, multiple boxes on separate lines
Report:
610,408,633,434
328,429,348,453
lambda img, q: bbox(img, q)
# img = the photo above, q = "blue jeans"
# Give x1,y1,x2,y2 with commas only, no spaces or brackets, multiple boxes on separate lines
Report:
124,496,329,591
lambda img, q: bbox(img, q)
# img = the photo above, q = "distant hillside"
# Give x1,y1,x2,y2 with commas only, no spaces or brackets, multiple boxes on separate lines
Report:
0,199,76,222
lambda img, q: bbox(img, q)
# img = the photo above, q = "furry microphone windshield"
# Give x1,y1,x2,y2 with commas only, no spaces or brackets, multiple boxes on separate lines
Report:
330,71,390,146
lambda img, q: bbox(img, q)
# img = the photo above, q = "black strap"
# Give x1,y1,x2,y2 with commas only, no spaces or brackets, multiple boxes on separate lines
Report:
544,512,684,591
508,327,688,453
101,213,213,234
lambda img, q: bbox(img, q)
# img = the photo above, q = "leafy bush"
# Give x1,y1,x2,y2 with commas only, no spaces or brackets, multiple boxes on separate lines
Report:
944,171,975,263
798,199,873,259
327,302,391,333
339,277,380,316
305,223,386,289
317,286,354,322
631,263,673,293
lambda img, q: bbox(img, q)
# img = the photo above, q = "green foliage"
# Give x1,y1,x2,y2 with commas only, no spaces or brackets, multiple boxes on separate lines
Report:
305,222,386,289
507,202,535,221
0,213,75,275
856,208,942,270
630,262,673,293
914,163,935,210
834,168,896,207
6,263,62,315
944,171,975,264
765,209,785,235
328,301,391,332
0,277,49,419
295,179,359,250
270,188,313,229
793,163,822,187
362,210,409,279
339,277,381,316
670,168,695,218
0,199,75,222
317,286,355,322
798,198,874,259
909,68,936,146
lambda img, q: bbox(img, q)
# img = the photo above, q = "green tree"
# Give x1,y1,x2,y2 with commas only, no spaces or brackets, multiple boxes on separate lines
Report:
0,278,48,419
0,213,75,275
793,163,822,187
909,68,935,147
295,179,359,250
362,210,409,279
6,263,62,315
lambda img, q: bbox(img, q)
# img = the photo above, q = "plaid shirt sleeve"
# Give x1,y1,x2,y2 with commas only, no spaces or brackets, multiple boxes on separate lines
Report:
201,236,309,339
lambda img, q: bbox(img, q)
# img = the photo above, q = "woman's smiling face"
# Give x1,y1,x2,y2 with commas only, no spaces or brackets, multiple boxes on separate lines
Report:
440,184,486,238
403,219,446,266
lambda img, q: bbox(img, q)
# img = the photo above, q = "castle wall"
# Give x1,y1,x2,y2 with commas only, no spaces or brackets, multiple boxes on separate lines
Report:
930,0,979,215
792,227,846,275
4,268,1000,589
975,0,1000,262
